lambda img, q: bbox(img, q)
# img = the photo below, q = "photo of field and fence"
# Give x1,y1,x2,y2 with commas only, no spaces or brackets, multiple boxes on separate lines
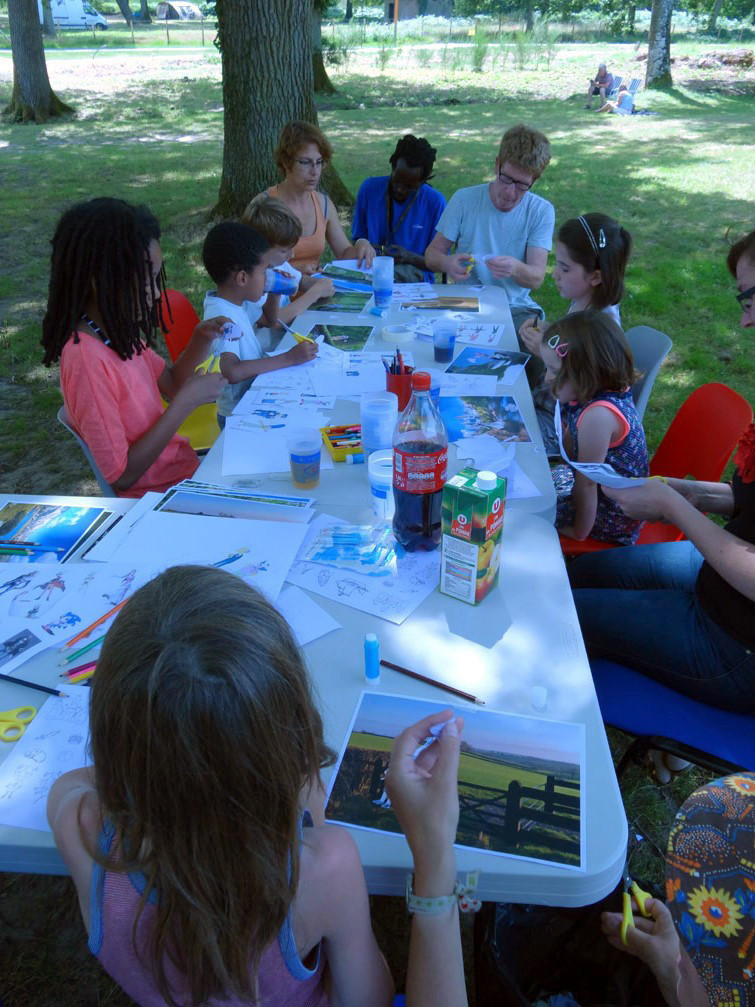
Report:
326,692,584,869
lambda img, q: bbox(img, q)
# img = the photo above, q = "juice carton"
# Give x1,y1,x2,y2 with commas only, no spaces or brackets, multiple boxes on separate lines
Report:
439,468,506,605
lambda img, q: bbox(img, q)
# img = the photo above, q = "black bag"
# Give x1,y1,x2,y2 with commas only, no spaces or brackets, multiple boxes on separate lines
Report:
473,881,666,1007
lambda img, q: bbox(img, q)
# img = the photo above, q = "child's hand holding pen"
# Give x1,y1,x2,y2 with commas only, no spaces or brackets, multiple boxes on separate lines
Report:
518,316,543,356
285,339,318,364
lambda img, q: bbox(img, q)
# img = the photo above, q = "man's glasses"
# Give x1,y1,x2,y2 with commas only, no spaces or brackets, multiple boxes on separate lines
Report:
736,286,755,312
498,171,532,193
547,332,569,358
295,158,325,169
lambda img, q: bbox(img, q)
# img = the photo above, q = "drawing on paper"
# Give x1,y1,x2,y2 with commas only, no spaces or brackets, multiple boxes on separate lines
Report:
326,693,584,869
0,627,43,670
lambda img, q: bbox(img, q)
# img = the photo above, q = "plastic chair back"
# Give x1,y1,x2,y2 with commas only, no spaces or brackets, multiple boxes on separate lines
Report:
649,382,752,481
607,75,623,97
57,406,116,497
627,78,642,94
626,325,672,421
161,288,200,362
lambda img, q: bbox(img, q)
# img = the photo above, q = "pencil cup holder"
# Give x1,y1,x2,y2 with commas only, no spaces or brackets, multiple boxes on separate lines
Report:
386,372,413,412
361,392,398,456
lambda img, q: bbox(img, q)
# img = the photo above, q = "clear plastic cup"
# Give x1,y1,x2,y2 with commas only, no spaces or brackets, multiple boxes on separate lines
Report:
367,449,395,521
361,391,399,456
372,256,394,310
433,320,457,363
287,429,322,489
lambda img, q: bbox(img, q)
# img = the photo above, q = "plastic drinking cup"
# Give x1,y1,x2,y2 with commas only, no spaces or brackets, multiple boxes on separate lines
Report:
264,269,299,296
433,321,457,364
372,256,394,310
368,449,395,521
361,392,399,456
287,429,322,489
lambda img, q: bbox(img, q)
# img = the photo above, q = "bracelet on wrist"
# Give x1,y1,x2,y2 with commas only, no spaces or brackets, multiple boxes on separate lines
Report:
406,871,481,915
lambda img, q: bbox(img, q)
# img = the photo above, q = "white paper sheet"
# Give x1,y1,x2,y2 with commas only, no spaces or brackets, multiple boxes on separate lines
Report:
390,283,435,303
0,619,50,677
286,514,440,625
81,493,162,562
554,405,649,489
106,511,308,602
274,585,342,646
438,373,498,397
221,419,335,478
309,352,413,398
454,322,504,347
235,389,336,415
497,459,542,500
0,686,92,833
455,434,517,474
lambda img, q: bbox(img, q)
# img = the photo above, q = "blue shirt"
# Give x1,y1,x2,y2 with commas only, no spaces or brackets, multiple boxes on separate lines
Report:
351,176,447,283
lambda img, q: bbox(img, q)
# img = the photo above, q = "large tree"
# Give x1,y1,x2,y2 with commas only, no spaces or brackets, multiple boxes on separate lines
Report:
4,0,74,124
312,0,337,94
646,0,674,88
214,0,352,218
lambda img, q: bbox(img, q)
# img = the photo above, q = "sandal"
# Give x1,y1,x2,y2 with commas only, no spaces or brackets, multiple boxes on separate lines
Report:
647,750,691,786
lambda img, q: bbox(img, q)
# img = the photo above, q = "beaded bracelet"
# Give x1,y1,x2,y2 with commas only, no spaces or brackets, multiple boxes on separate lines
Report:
405,871,482,915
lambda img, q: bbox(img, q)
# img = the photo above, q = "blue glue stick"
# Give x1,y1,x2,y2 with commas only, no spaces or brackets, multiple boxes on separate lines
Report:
345,453,365,465
364,633,380,683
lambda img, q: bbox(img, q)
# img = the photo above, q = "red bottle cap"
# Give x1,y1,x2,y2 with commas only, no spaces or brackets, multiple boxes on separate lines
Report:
411,371,431,391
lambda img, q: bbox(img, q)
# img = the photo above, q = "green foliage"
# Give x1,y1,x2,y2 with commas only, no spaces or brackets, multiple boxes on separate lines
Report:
375,38,392,72
472,25,490,70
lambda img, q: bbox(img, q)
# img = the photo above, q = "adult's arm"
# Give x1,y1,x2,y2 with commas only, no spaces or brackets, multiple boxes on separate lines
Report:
324,195,376,267
485,245,549,290
385,711,468,1007
424,232,473,282
605,479,755,602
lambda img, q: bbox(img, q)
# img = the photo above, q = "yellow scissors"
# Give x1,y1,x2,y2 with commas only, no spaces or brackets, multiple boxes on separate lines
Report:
621,868,653,944
0,706,37,743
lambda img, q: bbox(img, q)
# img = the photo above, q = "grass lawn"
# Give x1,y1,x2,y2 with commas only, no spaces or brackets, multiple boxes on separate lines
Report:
0,37,752,1005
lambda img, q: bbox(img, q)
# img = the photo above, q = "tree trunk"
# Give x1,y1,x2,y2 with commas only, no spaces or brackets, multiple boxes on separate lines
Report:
139,0,153,22
115,0,134,23
312,4,337,93
627,3,636,32
706,0,723,33
344,0,353,20
214,0,353,219
40,0,56,37
4,0,74,124
525,0,534,32
646,0,674,88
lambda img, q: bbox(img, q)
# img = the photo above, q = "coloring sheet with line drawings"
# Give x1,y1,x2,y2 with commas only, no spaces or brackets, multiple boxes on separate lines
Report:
0,685,91,833
286,514,440,625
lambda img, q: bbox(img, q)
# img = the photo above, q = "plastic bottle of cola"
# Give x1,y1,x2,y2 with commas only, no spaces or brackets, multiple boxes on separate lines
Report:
392,371,449,551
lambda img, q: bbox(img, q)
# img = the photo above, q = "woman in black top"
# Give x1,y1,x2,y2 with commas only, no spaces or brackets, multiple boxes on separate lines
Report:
569,229,755,723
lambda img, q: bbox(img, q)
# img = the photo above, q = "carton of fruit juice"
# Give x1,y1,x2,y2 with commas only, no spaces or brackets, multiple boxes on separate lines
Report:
439,467,506,605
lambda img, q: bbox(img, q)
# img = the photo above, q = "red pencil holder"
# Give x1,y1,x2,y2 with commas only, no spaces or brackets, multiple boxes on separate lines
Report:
386,372,413,412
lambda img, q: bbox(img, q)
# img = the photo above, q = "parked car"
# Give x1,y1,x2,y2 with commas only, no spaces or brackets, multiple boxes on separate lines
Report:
38,0,108,30
155,1,202,19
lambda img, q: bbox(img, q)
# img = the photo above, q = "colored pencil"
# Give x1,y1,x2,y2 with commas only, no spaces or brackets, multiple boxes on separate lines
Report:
60,659,97,679
67,669,95,685
379,660,485,706
0,671,68,699
58,634,106,666
62,599,128,649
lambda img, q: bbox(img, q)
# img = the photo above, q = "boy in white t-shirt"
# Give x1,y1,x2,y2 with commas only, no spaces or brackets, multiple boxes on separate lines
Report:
201,222,317,427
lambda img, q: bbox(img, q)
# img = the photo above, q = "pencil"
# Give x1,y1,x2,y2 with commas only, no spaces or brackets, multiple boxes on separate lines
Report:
60,659,97,679
0,672,68,699
379,660,485,705
62,599,128,649
67,669,95,685
59,634,106,666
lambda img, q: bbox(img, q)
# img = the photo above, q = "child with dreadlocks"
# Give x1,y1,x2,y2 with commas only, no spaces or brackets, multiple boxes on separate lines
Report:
352,134,447,283
41,197,228,498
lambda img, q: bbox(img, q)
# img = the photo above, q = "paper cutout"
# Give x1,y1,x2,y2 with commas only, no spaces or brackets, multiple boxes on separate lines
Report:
554,405,649,489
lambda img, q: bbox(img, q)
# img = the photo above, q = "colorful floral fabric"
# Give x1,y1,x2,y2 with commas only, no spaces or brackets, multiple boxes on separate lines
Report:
666,773,755,1006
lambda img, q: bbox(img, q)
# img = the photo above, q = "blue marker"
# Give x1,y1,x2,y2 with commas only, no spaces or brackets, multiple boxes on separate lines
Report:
364,633,380,683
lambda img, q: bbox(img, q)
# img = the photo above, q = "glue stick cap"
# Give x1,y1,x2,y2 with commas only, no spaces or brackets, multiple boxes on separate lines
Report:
364,633,380,682
411,372,431,392
475,470,497,491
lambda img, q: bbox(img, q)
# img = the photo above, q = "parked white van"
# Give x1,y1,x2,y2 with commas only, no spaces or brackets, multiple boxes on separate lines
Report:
38,0,108,30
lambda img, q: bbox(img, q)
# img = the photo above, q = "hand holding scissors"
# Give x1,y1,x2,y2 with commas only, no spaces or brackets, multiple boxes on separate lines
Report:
0,705,37,743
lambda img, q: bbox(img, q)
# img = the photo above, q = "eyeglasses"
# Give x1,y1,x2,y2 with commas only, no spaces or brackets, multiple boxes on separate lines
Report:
295,158,325,170
498,171,532,193
736,285,755,312
547,332,569,358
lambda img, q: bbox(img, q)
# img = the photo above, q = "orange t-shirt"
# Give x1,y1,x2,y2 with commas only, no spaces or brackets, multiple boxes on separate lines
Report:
60,330,198,498
267,186,327,273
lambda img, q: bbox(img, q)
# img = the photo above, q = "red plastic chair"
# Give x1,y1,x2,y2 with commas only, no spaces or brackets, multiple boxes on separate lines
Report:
559,382,753,557
161,288,201,362
159,289,220,454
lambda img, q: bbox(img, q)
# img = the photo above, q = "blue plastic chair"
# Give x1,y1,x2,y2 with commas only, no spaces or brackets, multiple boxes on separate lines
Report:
57,406,116,497
591,659,755,777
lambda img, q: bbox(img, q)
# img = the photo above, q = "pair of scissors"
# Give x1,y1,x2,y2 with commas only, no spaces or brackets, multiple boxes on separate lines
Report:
621,868,653,944
0,706,37,743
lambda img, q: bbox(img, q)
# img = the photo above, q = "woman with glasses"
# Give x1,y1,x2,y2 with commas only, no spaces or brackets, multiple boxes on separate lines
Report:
266,120,376,275
569,230,755,757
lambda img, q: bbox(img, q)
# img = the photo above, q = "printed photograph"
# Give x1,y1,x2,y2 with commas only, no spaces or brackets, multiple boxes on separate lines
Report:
308,323,375,352
447,347,531,378
309,291,372,313
0,627,44,671
323,264,372,284
0,503,108,564
438,396,532,444
326,693,584,869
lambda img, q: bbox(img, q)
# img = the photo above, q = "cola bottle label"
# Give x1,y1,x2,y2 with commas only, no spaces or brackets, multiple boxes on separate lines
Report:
393,447,448,494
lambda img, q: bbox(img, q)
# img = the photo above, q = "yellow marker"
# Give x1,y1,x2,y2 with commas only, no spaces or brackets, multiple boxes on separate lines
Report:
465,256,476,274
292,331,316,344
